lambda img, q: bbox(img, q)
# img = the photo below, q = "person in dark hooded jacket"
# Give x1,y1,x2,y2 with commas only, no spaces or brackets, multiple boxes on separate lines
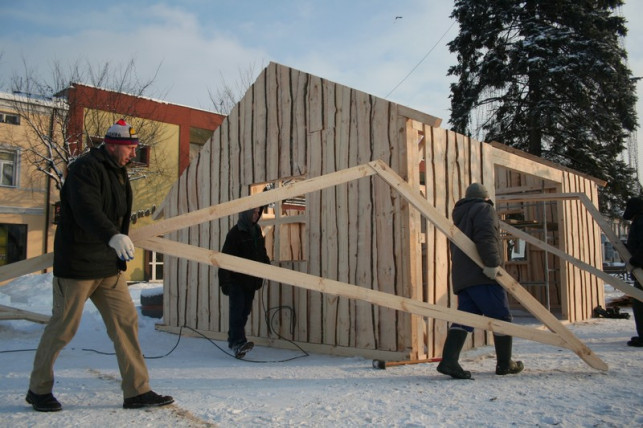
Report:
623,197,643,347
26,119,173,412
219,206,271,358
436,183,524,379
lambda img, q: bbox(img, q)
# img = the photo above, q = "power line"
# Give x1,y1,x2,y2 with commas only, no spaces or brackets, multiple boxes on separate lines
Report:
385,20,456,99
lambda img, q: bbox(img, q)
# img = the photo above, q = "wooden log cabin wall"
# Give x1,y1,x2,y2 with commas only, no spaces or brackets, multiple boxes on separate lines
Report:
158,62,604,361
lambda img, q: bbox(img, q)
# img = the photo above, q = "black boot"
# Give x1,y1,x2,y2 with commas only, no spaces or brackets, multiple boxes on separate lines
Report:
632,290,643,341
436,329,471,379
494,334,524,375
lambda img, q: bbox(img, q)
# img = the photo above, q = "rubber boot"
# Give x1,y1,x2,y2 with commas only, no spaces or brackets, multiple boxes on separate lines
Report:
494,334,524,375
436,329,471,379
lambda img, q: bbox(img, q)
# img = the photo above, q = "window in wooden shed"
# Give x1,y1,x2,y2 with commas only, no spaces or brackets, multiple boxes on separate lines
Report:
251,177,307,263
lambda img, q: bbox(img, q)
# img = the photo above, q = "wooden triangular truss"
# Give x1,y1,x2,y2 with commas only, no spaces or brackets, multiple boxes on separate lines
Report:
5,160,643,370
130,160,612,370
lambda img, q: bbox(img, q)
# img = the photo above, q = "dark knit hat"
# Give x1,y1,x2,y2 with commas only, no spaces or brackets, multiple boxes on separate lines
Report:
465,183,489,199
104,119,139,145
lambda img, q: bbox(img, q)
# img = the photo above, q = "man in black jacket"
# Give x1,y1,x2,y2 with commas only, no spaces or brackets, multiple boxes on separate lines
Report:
623,197,643,347
26,119,173,411
219,206,271,358
436,183,524,379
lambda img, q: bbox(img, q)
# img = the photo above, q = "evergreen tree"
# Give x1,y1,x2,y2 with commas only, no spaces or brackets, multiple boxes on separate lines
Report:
448,0,639,216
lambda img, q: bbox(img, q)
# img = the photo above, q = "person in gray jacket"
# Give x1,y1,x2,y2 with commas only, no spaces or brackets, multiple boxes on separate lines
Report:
436,182,524,379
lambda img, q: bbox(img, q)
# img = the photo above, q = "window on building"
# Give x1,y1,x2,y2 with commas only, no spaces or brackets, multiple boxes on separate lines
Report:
0,223,27,266
0,148,18,187
130,145,150,167
0,112,21,125
252,178,307,263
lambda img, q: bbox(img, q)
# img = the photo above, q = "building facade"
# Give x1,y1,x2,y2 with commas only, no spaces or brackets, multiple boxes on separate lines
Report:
0,86,225,282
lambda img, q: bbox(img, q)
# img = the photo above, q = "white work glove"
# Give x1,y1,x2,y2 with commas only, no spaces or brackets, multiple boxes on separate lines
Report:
108,234,135,261
482,266,500,280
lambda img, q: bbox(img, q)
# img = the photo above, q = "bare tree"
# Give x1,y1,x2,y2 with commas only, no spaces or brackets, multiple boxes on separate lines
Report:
208,61,263,115
7,58,168,191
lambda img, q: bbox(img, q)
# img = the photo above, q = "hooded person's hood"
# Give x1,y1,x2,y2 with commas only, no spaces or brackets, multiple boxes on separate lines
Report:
237,207,263,232
623,197,643,220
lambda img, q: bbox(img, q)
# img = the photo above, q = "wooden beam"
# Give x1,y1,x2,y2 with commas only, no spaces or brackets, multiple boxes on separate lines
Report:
574,193,643,288
396,105,442,127
369,159,607,371
130,163,376,241
0,253,53,283
501,221,643,302
499,192,643,302
137,236,570,348
0,304,50,324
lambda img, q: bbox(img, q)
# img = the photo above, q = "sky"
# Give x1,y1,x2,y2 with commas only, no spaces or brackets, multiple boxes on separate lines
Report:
1,1,643,170
1,272,642,426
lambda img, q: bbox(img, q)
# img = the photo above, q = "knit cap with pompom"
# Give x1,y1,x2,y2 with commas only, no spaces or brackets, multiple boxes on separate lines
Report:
104,119,139,145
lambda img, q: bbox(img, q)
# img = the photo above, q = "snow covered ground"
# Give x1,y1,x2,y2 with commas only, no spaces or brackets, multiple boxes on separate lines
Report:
1,272,642,427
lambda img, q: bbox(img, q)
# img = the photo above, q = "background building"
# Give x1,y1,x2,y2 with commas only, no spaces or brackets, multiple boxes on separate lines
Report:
0,86,225,282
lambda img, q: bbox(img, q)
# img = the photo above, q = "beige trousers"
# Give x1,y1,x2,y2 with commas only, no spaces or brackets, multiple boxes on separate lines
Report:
29,274,150,398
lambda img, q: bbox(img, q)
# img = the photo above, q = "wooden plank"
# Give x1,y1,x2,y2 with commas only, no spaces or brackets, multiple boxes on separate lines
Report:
404,119,424,359
396,104,442,128
177,172,189,327
371,96,397,352
263,63,276,183
277,64,293,179
307,73,323,344
354,90,375,349
208,128,222,331
322,124,339,345
500,221,643,302
431,127,450,358
138,237,570,349
335,83,351,347
320,79,339,346
0,253,53,283
373,357,442,369
165,185,179,327
421,124,436,357
481,141,495,346
186,150,200,328
347,88,359,347
393,113,412,355
130,164,376,242
491,147,563,183
197,143,211,330
0,304,50,323
292,69,309,342
370,160,607,371
250,67,268,337
268,65,291,339
293,68,308,177
567,174,586,322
